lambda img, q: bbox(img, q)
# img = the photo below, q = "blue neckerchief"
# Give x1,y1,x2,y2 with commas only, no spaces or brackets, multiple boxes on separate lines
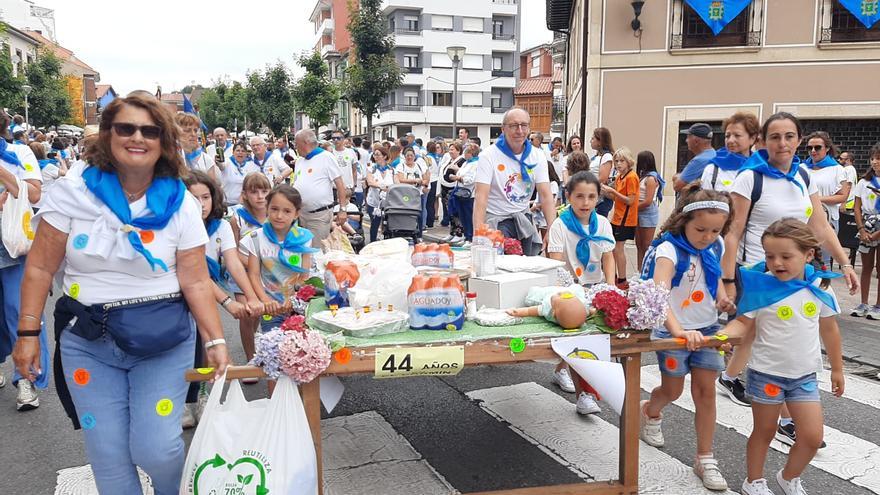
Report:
428,153,441,166
13,140,25,146
254,151,269,169
661,232,722,300
0,139,23,168
82,166,185,271
229,156,252,175
559,207,614,270
496,134,537,182
261,222,318,273
222,142,232,152
870,177,880,213
738,262,841,314
389,157,401,169
646,171,666,202
38,158,58,170
185,149,202,164
803,154,839,170
60,149,69,160
739,149,805,195
467,156,479,164
235,207,262,228
204,219,225,282
375,162,390,173
712,148,748,172
305,147,324,160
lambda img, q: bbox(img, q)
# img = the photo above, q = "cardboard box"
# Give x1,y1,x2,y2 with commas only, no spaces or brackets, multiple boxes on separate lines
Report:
468,272,547,309
499,266,557,286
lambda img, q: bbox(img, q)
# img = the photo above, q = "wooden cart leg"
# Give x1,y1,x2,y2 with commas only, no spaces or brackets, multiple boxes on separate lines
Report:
618,353,642,495
301,380,324,495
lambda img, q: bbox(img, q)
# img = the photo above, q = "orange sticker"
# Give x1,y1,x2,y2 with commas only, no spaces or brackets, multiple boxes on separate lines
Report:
665,356,678,370
334,348,352,364
575,267,583,277
691,290,704,303
681,299,691,309
139,230,155,244
764,383,781,397
497,164,505,172
308,168,313,174
73,368,90,386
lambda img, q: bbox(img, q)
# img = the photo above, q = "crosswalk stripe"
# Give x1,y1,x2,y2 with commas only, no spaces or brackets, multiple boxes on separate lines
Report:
817,369,880,409
54,465,153,495
467,382,738,495
641,365,880,493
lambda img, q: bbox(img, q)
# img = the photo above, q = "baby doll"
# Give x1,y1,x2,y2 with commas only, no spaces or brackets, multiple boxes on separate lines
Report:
507,285,594,329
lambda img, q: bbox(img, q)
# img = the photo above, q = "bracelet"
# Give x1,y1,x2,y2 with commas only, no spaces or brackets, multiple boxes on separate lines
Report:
17,329,41,337
722,278,736,284
204,338,226,349
20,314,40,322
842,264,854,270
221,296,232,308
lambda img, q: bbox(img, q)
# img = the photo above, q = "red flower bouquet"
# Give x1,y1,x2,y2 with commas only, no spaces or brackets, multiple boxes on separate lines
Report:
503,238,523,256
588,290,630,333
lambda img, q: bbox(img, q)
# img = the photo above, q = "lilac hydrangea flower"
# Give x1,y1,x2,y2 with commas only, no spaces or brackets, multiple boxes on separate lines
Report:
249,328,286,379
625,279,669,330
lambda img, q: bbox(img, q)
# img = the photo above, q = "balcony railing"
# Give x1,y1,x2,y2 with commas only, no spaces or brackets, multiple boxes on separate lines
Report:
493,33,515,40
394,27,421,35
670,0,762,50
552,95,566,124
380,104,422,112
404,67,423,74
491,69,514,77
491,107,506,113
493,0,516,4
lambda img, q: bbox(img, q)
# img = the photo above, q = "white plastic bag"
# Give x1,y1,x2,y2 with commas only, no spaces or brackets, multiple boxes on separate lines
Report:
180,374,318,495
1,178,34,258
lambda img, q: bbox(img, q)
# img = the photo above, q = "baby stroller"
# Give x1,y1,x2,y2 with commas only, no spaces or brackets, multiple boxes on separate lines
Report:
381,184,422,244
333,203,366,253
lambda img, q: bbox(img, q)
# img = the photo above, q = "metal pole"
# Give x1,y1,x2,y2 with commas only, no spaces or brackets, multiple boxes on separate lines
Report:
452,57,459,140
24,95,29,129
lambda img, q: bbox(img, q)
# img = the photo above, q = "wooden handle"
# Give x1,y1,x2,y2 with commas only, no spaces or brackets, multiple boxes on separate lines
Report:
184,365,266,382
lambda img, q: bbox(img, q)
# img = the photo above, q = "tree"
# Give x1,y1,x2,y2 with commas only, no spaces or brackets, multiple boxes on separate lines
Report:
291,51,339,130
0,24,25,110
246,62,296,136
20,49,70,127
344,0,402,139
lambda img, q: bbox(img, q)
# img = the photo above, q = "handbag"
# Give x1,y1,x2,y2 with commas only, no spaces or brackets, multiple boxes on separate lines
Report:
452,186,472,199
1,177,35,258
56,292,192,356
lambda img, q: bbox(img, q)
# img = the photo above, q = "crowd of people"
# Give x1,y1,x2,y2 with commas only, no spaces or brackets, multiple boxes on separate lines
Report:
0,91,876,495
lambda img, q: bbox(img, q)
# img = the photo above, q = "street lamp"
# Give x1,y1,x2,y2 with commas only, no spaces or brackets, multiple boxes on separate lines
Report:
21,84,32,128
446,46,466,140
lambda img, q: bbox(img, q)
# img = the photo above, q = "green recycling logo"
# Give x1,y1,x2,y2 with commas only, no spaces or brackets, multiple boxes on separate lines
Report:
192,453,270,495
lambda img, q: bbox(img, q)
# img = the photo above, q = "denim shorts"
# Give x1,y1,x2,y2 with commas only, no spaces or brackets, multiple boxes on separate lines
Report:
259,313,287,333
638,204,660,228
653,324,725,377
746,368,820,405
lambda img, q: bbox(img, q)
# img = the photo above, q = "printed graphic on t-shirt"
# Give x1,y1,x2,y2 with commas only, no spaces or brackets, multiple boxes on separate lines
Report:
503,172,533,204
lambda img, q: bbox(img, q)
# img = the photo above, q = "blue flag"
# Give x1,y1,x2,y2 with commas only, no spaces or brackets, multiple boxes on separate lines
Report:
183,93,209,132
838,0,880,28
684,0,752,35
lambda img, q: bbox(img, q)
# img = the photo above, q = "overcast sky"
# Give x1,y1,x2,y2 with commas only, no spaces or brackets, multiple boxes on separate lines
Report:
37,0,552,95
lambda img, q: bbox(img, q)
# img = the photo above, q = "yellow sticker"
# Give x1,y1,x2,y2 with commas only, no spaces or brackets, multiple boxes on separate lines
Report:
871,194,877,201
24,163,34,172
196,367,214,375
803,301,818,318
69,283,80,300
722,180,732,186
375,346,464,378
560,292,574,299
714,334,729,341
22,211,34,240
805,206,813,218
155,398,173,416
262,314,272,321
776,305,794,321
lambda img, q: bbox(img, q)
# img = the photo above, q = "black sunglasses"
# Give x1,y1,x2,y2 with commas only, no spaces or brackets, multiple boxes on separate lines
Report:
332,136,343,141
112,123,161,140
807,145,824,152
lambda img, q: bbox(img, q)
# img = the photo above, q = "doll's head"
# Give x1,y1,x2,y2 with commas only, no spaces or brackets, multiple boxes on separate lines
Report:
551,292,588,329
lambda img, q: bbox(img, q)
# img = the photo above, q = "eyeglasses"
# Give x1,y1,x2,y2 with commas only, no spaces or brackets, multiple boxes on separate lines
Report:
332,136,344,141
111,123,162,140
807,145,824,152
504,123,530,130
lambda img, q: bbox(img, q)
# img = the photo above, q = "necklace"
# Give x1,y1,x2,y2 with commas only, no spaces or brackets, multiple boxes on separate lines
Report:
122,184,150,201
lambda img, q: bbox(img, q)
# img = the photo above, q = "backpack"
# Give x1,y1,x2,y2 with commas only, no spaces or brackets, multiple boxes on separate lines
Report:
641,237,723,291
740,167,812,263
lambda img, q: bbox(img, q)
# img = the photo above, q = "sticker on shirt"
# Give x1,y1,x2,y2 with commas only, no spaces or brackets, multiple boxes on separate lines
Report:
503,173,532,204
776,305,794,321
805,206,813,218
802,301,819,318
721,180,732,187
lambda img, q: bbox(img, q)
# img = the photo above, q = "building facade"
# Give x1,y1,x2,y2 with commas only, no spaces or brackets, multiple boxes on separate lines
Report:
551,0,880,193
372,0,521,143
0,0,56,42
514,43,559,138
1,22,39,77
311,0,355,135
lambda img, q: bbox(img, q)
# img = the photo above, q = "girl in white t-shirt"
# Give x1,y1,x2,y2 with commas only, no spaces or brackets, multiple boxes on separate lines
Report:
850,144,880,318
719,219,844,495
588,128,615,217
639,185,735,491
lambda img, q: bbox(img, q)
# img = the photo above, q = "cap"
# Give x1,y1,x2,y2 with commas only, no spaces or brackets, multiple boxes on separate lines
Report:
681,123,713,139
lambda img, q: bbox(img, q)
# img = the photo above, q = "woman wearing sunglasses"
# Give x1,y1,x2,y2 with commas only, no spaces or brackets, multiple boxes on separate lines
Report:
12,94,229,495
803,131,850,263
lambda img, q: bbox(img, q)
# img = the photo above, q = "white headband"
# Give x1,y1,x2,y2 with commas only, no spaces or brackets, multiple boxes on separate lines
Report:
682,201,729,214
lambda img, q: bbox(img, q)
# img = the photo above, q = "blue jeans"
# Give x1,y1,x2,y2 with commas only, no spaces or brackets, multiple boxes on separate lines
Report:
746,368,820,405
0,261,50,388
60,326,196,495
458,197,474,241
419,193,428,232
425,182,437,228
354,191,364,210
370,214,382,243
652,324,725,377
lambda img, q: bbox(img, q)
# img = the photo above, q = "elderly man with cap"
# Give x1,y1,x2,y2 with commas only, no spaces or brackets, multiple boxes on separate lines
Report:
293,129,349,245
250,136,291,185
473,107,556,256
673,122,716,192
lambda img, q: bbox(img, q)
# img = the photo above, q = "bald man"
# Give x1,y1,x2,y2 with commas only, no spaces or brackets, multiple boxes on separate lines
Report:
292,129,349,245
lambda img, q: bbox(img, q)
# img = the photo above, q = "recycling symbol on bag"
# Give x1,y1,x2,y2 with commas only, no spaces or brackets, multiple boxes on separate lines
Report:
191,453,269,495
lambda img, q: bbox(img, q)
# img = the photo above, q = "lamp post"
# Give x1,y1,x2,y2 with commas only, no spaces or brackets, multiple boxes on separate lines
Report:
21,84,32,129
446,46,466,140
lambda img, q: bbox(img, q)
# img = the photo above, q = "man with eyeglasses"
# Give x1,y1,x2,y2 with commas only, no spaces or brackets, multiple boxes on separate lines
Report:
293,129,349,245
331,131,358,199
473,107,556,256
249,136,291,185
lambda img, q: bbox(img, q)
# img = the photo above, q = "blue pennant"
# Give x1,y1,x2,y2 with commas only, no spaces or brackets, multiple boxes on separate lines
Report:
684,0,753,35
838,0,880,29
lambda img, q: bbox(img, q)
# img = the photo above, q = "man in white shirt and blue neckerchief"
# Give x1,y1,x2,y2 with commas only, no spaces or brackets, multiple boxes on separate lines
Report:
206,127,233,172
293,129,350,246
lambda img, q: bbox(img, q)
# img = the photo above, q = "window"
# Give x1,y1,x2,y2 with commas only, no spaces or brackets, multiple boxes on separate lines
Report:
821,0,880,43
462,92,482,107
530,55,541,77
462,54,483,70
404,15,420,32
492,56,503,70
491,93,502,109
463,17,483,32
432,92,453,106
430,53,452,68
403,54,419,68
15,49,22,61
397,125,413,136
493,20,504,36
490,126,503,140
671,0,760,49
676,121,724,172
26,54,33,65
403,92,419,106
433,15,453,31
388,16,395,30
430,126,454,139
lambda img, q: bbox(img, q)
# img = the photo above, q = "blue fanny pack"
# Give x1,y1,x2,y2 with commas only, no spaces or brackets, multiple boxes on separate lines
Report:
56,292,192,356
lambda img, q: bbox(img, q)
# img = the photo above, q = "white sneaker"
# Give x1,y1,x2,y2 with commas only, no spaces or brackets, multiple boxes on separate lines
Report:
0,373,6,388
775,470,807,495
742,478,776,495
693,455,728,491
552,367,576,393
182,404,197,429
639,400,664,447
439,234,454,242
867,305,880,320
850,303,870,317
449,236,464,244
576,392,601,415
16,380,39,411
460,241,471,249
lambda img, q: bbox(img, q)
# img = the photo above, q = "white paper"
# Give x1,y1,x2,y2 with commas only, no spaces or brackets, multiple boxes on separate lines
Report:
551,335,625,415
319,375,345,414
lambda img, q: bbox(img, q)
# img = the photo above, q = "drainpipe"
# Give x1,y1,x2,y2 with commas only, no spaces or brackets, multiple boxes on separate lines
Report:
578,0,589,137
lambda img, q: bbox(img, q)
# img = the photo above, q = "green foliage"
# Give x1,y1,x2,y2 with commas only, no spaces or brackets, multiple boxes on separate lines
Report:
344,0,402,138
0,24,25,110
249,62,298,136
22,49,71,127
291,51,339,130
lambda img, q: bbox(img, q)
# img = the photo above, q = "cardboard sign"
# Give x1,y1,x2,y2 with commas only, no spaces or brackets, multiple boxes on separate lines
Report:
374,346,464,378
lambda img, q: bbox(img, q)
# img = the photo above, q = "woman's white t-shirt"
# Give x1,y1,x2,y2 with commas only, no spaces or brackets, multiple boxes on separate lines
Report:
37,179,208,306
853,179,880,215
807,164,847,222
730,169,818,265
744,281,838,378
366,167,395,208
699,164,738,193
547,213,615,285
589,152,613,179
1,144,42,209
654,241,723,329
